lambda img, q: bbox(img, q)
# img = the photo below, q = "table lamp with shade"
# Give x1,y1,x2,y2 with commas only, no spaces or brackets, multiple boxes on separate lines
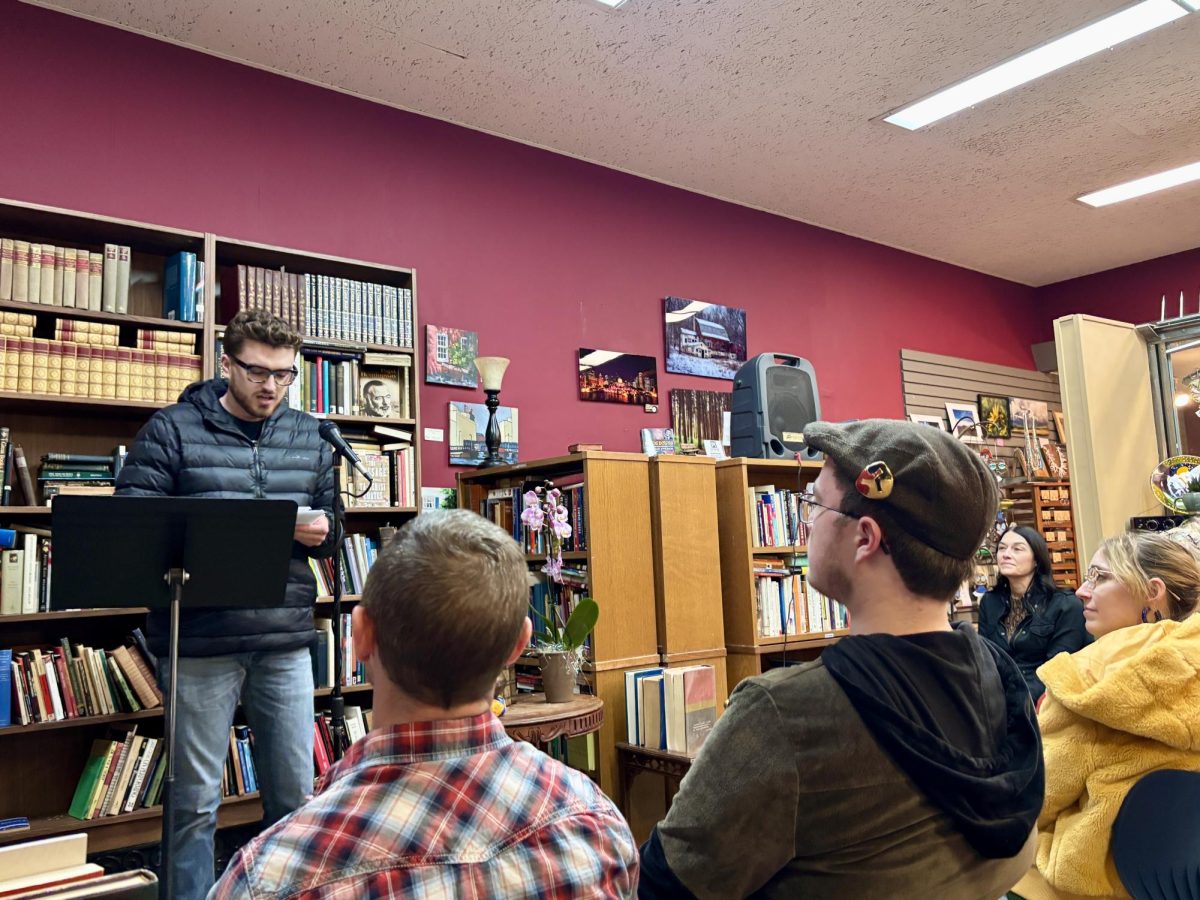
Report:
474,356,510,469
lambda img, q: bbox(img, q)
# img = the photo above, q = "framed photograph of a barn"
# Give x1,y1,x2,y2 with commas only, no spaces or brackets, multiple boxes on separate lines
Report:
664,296,747,380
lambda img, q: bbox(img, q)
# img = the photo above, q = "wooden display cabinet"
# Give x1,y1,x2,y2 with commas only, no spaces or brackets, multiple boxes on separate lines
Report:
459,451,661,793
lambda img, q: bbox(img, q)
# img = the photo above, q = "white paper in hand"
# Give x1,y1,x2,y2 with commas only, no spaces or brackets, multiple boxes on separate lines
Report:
296,506,325,526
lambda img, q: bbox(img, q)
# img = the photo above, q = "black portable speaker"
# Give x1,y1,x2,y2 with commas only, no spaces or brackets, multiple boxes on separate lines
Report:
730,353,821,460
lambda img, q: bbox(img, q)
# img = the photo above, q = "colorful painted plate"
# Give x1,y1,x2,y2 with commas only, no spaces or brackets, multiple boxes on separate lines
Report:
1151,456,1200,512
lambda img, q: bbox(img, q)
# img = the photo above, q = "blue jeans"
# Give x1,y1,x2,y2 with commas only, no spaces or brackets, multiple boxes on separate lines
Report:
158,648,314,900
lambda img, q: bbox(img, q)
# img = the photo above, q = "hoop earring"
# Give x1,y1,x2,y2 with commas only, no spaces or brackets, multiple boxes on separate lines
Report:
1141,607,1164,624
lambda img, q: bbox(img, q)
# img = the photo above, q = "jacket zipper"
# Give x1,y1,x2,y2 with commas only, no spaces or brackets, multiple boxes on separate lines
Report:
251,439,265,498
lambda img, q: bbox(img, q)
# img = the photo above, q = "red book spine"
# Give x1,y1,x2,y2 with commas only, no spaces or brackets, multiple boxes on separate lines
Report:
54,650,78,718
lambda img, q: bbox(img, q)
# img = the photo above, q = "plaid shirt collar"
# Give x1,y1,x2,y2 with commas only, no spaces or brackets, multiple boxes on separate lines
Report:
319,711,510,789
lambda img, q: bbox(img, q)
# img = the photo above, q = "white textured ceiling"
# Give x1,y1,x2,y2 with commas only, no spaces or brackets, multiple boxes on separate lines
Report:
23,0,1200,285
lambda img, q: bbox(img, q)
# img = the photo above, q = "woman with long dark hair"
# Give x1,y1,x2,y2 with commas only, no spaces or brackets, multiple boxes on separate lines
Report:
977,525,1089,699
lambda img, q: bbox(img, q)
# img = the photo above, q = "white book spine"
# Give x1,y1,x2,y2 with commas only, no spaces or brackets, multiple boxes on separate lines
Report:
101,244,119,312
115,245,131,315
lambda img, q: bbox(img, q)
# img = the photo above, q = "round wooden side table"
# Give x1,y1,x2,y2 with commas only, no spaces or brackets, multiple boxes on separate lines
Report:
500,693,604,746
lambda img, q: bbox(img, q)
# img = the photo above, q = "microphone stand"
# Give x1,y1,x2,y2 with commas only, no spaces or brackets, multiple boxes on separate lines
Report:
328,459,349,760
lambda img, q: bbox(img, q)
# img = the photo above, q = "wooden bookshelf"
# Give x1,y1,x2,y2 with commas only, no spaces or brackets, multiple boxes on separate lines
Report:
0,196,422,855
716,457,844,693
0,607,150,622
648,455,728,710
0,792,265,853
459,451,660,794
0,707,164,737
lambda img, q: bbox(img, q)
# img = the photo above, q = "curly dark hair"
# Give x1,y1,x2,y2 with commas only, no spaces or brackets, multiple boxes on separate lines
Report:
223,308,303,356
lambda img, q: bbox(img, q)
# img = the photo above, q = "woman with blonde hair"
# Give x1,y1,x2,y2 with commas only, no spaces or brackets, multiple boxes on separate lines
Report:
1012,531,1200,900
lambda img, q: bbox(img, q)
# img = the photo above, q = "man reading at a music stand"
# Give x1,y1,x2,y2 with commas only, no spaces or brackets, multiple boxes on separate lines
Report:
116,309,335,900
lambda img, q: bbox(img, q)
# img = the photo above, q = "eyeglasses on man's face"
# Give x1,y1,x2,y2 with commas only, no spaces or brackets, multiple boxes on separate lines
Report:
228,355,299,386
798,490,855,526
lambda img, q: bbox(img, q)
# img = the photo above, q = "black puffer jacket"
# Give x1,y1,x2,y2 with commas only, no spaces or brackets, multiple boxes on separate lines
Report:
978,581,1090,700
115,379,336,657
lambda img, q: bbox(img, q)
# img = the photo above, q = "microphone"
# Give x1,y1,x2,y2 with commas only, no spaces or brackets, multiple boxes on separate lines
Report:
318,421,372,482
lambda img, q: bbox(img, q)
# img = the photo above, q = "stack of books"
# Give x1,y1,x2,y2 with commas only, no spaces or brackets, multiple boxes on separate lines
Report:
38,448,125,505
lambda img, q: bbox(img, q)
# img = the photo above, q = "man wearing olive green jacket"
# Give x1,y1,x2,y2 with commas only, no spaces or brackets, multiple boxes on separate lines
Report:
638,420,1044,899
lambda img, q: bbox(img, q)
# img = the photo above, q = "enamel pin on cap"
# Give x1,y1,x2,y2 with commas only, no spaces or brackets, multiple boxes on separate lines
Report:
855,461,894,500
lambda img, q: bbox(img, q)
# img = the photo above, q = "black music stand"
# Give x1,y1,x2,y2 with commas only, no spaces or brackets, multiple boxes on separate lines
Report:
52,496,297,900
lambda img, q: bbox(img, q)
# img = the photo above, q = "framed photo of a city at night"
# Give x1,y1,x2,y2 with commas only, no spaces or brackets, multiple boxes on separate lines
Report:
577,348,659,405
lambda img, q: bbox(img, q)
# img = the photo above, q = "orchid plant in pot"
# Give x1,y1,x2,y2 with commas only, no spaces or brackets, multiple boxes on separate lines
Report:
521,481,599,702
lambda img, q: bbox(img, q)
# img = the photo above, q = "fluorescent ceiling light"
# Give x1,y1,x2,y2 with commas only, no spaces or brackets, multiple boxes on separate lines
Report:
593,0,629,6
1078,159,1200,207
885,0,1190,130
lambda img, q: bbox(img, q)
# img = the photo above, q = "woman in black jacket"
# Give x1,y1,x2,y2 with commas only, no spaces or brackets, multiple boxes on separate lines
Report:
978,525,1089,700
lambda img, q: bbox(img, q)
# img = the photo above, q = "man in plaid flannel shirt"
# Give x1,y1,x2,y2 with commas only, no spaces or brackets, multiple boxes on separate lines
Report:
208,510,637,899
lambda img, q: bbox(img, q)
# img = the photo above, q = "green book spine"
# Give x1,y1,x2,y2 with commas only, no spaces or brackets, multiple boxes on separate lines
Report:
106,654,140,712
68,739,112,819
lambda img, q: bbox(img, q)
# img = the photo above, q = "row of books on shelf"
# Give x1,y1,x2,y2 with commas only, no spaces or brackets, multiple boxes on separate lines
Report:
0,315,198,351
313,707,372,776
291,349,412,419
481,482,588,553
0,438,125,512
754,557,848,637
223,265,415,348
0,335,202,402
308,532,383,598
750,485,810,549
0,631,161,727
624,664,717,757
344,438,416,509
70,726,168,821
311,615,367,689
0,239,135,314
67,721,256,824
0,530,51,614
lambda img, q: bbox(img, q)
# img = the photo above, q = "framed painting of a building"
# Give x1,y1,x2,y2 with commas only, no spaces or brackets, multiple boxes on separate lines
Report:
448,401,519,466
664,296,747,380
425,325,479,388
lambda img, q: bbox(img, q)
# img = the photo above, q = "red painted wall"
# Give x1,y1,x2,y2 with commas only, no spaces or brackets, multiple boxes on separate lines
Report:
0,1,1046,487
1037,247,1200,338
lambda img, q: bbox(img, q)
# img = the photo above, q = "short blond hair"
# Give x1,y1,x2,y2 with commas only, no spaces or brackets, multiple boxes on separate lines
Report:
361,510,529,708
1100,532,1200,621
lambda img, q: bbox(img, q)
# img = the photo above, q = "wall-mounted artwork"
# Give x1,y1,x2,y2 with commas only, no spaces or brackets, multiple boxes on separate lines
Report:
944,401,983,443
664,296,747,380
578,348,658,404
908,413,947,430
977,395,1011,439
448,401,518,466
1008,397,1050,432
671,389,732,453
425,325,479,388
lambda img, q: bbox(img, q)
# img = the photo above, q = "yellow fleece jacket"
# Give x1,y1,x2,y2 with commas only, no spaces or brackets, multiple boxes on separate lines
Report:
1013,614,1200,900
